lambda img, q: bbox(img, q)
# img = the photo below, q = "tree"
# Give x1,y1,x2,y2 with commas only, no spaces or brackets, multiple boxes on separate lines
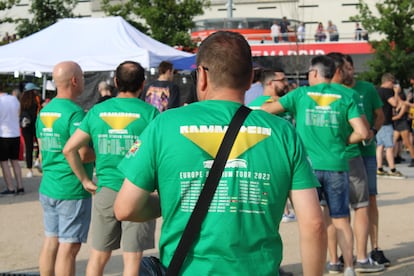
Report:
101,0,209,48
15,0,78,38
351,0,414,86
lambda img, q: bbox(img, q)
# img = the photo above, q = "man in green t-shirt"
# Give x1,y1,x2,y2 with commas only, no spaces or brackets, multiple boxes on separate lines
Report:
114,31,327,275
64,61,159,276
36,61,96,276
262,55,369,276
324,52,384,273
343,55,391,267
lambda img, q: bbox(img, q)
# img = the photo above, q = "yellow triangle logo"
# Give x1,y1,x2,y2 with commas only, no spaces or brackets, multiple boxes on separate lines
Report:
100,113,140,130
308,92,341,107
40,113,61,128
182,132,269,159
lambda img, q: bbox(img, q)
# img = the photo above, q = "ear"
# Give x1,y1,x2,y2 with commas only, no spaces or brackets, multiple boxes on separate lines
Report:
197,67,208,100
113,77,118,88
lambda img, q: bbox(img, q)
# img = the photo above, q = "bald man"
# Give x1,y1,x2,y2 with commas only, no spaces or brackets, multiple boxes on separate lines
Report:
36,61,95,276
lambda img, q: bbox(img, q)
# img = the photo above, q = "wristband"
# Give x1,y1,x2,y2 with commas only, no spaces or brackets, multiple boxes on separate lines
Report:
371,128,377,135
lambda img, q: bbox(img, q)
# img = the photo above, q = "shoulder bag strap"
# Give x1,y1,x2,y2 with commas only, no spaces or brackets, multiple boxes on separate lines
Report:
166,105,252,276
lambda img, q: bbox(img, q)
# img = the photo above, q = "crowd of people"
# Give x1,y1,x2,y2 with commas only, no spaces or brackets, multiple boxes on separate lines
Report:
270,19,368,43
0,30,413,276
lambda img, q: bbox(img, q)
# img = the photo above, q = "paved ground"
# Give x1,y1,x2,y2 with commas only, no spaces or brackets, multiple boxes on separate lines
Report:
0,157,413,275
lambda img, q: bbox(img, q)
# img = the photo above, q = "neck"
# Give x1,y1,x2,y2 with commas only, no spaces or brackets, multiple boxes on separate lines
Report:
117,91,137,98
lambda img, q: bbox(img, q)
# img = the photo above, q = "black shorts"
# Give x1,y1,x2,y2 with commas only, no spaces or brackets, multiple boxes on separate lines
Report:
0,137,20,161
394,119,410,132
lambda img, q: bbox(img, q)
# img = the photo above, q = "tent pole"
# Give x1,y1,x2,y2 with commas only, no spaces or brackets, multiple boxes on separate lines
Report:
42,74,46,100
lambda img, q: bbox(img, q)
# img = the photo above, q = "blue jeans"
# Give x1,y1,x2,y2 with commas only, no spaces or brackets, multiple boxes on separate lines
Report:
363,156,378,195
315,170,350,218
39,193,92,243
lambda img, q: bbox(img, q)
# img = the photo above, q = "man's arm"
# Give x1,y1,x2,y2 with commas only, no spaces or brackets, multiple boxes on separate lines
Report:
114,178,161,222
261,99,285,114
372,107,384,132
348,117,369,144
291,188,327,276
62,129,97,194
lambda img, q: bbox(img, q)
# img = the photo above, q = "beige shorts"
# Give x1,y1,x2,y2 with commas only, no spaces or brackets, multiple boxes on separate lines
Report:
91,187,155,252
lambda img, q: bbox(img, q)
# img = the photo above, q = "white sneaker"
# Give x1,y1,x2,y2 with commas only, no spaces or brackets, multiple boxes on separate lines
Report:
281,213,296,223
34,160,42,173
26,171,33,178
343,267,356,276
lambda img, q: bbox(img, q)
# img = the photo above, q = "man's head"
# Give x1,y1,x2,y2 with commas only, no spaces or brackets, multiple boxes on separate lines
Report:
158,61,174,81
307,55,336,86
342,54,355,87
98,81,111,97
114,61,145,95
326,52,347,83
381,73,395,88
195,31,252,100
261,67,288,97
52,61,84,99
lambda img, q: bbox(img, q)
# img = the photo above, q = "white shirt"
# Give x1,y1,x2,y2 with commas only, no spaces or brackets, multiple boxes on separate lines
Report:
0,93,20,138
271,24,280,37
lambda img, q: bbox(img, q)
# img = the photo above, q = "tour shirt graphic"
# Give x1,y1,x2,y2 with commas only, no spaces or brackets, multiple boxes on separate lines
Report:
98,112,140,155
179,124,272,214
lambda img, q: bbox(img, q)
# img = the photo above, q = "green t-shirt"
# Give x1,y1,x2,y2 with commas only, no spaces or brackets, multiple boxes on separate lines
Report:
331,83,365,159
279,83,363,171
79,97,159,192
119,100,319,275
248,95,293,123
353,80,383,157
36,98,93,200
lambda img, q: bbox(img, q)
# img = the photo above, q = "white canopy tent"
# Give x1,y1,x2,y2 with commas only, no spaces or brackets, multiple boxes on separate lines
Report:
0,16,193,73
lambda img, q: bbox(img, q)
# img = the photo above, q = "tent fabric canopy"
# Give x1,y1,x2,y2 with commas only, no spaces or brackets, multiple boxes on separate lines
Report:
0,16,192,73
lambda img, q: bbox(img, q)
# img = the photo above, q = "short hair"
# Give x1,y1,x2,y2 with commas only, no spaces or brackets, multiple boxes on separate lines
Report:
115,61,145,93
310,55,336,79
326,52,345,70
381,73,395,84
98,81,110,92
260,67,285,85
158,61,173,75
409,72,414,80
196,31,252,91
344,54,354,67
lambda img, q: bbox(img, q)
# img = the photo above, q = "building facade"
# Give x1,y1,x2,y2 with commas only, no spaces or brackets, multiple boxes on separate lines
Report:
0,0,379,42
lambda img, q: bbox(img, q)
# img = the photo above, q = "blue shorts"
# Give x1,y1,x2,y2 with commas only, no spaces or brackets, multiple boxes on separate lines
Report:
39,193,92,243
376,124,394,148
315,170,350,218
362,156,377,195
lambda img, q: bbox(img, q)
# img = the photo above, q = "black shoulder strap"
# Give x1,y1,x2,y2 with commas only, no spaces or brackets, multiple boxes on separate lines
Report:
166,105,252,276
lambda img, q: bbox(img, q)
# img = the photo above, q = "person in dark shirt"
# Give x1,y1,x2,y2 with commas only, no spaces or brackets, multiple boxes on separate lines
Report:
140,61,180,112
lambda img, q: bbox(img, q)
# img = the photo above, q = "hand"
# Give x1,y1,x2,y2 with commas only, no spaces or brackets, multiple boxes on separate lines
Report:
82,179,98,195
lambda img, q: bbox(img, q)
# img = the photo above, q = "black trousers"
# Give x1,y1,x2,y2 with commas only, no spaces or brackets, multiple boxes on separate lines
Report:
21,126,35,169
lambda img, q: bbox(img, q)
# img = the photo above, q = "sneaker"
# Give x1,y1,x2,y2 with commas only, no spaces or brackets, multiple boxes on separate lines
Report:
281,213,296,223
0,189,16,196
370,249,391,267
327,262,343,274
343,267,356,276
16,188,25,195
354,259,385,272
34,159,42,173
26,171,33,178
376,169,388,176
387,169,406,179
279,268,293,276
